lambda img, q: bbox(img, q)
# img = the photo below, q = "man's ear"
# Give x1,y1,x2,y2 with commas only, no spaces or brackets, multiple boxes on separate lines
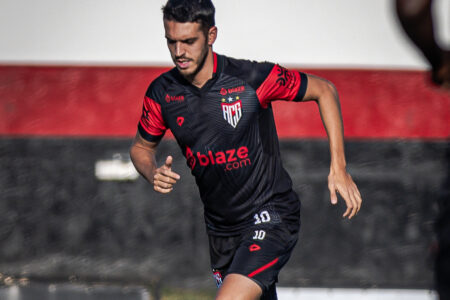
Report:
208,26,218,45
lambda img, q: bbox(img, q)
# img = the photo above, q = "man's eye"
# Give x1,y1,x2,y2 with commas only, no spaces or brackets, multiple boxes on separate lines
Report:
185,39,196,45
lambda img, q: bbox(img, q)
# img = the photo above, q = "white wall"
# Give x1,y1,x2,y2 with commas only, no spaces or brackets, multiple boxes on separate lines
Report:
0,0,448,68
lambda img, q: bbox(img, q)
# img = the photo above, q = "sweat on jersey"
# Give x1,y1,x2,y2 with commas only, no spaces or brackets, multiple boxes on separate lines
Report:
138,53,308,236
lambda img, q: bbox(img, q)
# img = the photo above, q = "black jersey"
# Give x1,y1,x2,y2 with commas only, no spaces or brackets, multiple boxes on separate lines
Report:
138,53,308,235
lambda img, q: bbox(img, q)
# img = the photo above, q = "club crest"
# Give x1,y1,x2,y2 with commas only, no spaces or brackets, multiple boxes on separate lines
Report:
221,97,242,128
212,270,223,288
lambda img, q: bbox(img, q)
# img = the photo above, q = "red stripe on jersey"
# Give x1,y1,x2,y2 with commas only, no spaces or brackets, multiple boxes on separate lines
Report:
139,96,166,137
256,65,302,109
247,257,279,278
213,52,218,74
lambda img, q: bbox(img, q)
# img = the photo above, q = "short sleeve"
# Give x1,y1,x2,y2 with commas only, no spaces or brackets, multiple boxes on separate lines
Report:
138,96,167,142
256,64,308,109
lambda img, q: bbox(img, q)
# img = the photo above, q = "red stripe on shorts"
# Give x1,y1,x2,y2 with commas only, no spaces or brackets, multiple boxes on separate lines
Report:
247,257,279,278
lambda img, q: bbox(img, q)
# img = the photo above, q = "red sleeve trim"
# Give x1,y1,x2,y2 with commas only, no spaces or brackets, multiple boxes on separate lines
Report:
256,65,304,109
138,96,166,139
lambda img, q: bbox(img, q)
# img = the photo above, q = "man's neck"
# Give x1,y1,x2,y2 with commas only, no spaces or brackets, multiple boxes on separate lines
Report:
189,49,214,88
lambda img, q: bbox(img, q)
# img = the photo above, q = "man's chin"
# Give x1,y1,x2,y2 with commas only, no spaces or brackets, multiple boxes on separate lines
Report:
177,66,196,78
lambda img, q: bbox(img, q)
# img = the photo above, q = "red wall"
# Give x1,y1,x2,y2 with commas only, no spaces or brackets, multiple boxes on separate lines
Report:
0,65,448,138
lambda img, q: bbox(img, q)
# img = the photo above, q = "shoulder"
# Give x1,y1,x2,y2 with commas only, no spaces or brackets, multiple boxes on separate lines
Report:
145,68,180,103
221,55,275,89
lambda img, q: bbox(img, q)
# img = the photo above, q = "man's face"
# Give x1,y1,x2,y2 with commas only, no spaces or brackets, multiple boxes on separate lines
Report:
164,20,212,79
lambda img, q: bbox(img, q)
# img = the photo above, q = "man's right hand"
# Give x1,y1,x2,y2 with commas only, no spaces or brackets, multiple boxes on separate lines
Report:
153,156,181,193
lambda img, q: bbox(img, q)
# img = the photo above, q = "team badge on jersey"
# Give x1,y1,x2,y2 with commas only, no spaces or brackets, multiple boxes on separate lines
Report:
221,97,242,128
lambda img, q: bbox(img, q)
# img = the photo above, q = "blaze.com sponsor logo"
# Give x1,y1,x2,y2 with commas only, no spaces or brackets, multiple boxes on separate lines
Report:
186,146,251,171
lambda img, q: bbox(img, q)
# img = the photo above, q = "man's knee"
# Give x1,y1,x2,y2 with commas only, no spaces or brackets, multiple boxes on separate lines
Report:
216,293,261,300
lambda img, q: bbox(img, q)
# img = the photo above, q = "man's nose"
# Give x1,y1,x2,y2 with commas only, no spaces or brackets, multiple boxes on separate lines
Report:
175,42,185,57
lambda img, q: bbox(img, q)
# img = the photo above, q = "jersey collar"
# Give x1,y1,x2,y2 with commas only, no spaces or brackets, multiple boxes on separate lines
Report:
212,52,224,78
201,52,222,91
213,52,218,75
171,52,223,93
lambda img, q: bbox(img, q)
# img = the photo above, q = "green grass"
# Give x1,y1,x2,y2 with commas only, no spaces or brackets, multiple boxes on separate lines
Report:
160,287,216,300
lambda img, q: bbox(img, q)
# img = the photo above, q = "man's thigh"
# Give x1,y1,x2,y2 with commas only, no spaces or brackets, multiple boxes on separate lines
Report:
215,273,262,300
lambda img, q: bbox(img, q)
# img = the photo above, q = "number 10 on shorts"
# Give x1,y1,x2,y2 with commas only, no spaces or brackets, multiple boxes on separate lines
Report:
254,210,271,224
253,230,266,240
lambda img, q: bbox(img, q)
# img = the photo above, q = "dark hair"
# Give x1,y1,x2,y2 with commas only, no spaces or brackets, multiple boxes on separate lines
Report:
162,0,215,31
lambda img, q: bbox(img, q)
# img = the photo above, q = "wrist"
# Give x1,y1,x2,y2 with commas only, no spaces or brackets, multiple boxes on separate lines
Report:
330,160,347,173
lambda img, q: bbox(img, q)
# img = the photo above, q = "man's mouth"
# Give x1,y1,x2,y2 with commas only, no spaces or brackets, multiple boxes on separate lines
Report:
176,59,191,69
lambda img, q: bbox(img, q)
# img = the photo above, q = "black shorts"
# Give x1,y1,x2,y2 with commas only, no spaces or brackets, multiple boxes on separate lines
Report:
208,204,300,299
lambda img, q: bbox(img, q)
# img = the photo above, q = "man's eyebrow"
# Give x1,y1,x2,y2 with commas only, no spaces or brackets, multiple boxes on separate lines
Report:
165,36,198,43
183,37,198,42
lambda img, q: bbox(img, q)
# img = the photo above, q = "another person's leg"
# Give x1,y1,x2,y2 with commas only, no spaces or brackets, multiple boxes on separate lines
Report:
435,170,450,300
395,0,450,87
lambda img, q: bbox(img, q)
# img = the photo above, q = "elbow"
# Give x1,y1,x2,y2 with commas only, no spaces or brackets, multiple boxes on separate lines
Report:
324,79,337,95
129,145,138,167
129,141,136,158
304,74,339,103
129,141,143,167
317,79,338,103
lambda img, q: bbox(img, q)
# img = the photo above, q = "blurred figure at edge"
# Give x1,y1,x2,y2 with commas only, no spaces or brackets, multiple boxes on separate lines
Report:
396,1,450,299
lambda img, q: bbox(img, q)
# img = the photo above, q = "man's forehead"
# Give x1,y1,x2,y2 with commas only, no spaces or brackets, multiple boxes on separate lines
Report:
164,20,204,38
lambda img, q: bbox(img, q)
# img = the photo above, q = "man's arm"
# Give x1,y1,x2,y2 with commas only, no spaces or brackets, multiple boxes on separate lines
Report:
303,74,362,219
130,132,180,193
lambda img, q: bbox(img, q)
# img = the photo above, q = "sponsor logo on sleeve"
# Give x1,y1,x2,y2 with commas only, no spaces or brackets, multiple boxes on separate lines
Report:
276,65,296,89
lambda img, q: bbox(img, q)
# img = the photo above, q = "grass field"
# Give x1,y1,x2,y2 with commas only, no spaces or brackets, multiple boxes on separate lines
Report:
160,287,216,300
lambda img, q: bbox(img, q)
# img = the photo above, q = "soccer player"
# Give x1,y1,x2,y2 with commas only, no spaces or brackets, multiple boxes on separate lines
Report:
130,0,362,299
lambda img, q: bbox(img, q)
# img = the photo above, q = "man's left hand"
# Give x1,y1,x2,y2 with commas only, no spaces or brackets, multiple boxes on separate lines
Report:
328,168,362,219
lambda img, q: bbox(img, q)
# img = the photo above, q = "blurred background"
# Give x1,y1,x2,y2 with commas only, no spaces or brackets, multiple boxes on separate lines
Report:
0,0,448,299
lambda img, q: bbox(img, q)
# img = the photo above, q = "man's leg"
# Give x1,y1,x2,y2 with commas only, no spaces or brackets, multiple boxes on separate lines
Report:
215,273,262,300
214,223,297,300
396,0,440,67
395,0,450,87
210,195,300,300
